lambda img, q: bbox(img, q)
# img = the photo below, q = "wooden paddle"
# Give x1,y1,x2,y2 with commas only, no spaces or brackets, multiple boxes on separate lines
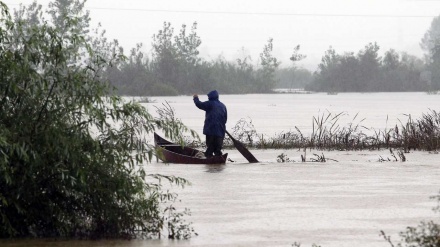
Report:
225,130,258,163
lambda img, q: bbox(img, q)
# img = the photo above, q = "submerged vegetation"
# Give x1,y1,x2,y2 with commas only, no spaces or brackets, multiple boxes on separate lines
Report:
222,110,440,152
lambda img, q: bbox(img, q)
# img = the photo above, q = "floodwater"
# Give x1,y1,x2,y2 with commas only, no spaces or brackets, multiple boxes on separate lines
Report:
3,92,440,247
145,92,440,137
146,149,440,247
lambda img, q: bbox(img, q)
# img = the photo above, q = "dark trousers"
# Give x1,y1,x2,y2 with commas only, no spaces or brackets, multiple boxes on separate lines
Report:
205,135,224,157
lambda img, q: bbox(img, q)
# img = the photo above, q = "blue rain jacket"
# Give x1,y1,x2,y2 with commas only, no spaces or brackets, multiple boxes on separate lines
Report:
193,90,227,137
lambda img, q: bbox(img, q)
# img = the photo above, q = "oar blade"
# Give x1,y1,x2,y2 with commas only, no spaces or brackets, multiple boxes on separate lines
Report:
226,131,259,163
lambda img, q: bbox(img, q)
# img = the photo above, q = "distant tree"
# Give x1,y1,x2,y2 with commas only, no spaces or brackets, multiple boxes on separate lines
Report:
307,47,340,92
383,49,400,71
381,50,425,91
282,44,307,90
236,47,253,71
420,15,440,91
174,22,201,65
317,46,339,75
429,38,440,90
421,15,440,63
308,43,426,92
400,52,426,91
106,43,165,96
174,22,202,93
257,38,280,92
150,22,202,94
106,27,297,95
206,56,250,94
356,42,381,91
380,49,401,91
151,22,180,90
337,52,359,92
290,44,306,63
235,47,256,92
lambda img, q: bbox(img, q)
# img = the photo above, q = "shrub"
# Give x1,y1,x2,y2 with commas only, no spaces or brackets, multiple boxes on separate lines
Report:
0,1,194,239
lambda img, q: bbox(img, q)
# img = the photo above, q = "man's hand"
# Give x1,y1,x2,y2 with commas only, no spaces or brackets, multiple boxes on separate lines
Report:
193,94,198,98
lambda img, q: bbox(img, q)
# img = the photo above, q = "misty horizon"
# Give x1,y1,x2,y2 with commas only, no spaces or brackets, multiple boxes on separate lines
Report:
7,0,440,71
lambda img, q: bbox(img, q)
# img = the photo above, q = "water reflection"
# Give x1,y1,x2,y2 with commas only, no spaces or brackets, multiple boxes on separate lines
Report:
204,164,225,173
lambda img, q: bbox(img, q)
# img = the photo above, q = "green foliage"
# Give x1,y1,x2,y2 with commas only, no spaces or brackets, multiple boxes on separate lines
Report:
421,15,440,63
0,1,194,239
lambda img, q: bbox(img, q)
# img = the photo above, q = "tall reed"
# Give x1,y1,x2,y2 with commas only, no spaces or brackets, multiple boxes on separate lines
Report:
224,110,440,151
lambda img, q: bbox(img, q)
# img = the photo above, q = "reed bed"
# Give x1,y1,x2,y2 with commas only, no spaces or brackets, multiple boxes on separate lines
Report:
225,110,440,151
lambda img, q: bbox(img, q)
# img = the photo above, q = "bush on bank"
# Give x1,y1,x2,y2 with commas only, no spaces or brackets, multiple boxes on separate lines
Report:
0,1,194,239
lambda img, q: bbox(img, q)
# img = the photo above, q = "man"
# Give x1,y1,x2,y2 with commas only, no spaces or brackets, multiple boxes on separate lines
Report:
193,90,227,158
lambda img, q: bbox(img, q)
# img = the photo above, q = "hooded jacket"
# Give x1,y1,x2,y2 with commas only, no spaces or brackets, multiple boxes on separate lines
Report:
193,90,227,137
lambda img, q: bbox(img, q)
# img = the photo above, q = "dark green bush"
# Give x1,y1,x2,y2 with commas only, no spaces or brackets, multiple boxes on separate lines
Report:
0,1,194,239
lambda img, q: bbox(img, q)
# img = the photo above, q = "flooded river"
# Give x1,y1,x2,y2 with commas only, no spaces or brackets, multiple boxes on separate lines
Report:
3,92,440,247
144,149,440,247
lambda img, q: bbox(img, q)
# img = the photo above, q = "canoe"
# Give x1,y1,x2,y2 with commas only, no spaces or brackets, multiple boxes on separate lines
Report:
154,133,228,164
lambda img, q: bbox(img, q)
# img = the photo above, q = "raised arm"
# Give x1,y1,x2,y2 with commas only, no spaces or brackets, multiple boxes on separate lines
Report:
193,94,211,111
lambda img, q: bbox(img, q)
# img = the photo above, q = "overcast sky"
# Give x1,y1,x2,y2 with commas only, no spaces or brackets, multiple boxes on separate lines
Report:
6,0,440,71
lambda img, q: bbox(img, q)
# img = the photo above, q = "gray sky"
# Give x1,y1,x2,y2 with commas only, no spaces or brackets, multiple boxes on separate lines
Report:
6,0,440,71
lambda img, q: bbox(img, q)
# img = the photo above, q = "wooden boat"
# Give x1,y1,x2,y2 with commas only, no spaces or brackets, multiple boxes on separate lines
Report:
154,133,228,164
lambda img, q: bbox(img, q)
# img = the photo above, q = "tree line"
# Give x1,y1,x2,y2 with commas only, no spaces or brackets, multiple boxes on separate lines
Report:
106,16,440,95
306,43,430,92
106,22,284,96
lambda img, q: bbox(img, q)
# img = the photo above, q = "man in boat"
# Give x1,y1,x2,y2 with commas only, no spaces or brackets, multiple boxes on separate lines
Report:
193,90,227,158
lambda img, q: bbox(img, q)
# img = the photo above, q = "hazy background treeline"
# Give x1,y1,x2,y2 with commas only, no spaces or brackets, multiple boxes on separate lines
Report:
105,16,440,95
106,22,282,95
305,43,435,92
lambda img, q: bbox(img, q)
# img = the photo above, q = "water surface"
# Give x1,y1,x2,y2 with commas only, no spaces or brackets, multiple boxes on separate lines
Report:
146,92,440,137
144,149,440,247
3,92,440,247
